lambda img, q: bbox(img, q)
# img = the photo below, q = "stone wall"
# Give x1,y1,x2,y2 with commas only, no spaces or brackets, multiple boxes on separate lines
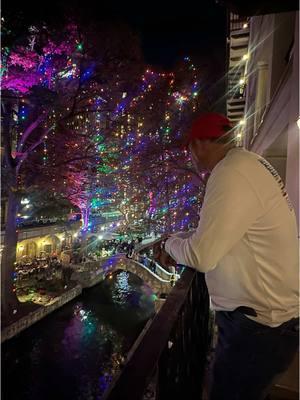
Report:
1,285,82,343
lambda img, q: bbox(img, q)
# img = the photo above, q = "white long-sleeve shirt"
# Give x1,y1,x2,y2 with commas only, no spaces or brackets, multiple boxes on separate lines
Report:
165,148,299,327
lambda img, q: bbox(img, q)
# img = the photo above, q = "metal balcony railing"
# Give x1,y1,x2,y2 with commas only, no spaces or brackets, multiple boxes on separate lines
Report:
103,259,210,400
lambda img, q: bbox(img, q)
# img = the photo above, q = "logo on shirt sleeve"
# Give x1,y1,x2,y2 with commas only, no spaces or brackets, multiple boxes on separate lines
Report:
258,158,293,211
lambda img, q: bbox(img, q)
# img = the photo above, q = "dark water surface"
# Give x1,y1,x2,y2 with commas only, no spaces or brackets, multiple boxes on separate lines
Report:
2,271,155,400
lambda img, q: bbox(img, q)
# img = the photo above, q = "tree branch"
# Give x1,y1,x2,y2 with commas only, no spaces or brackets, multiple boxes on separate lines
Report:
53,155,99,167
16,124,55,174
17,114,47,152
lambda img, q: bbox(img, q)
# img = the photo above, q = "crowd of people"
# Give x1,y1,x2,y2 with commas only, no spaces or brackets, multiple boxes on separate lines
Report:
15,254,77,290
83,237,145,261
15,256,62,280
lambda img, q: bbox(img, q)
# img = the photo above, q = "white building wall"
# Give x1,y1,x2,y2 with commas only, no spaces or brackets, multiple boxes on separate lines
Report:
243,11,299,227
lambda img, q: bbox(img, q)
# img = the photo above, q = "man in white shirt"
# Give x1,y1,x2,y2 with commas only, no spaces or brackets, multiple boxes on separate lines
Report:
157,113,299,400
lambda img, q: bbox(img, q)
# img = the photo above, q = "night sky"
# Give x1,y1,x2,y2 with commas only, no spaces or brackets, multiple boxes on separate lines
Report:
104,1,227,69
3,0,227,109
4,0,226,66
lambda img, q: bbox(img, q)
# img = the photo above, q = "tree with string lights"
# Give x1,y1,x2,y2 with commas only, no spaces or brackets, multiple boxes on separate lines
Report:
110,57,210,236
1,21,144,318
1,23,82,317
1,17,209,320
66,57,210,239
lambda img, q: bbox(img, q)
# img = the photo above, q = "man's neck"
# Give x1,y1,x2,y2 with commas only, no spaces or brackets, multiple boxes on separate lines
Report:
207,145,235,171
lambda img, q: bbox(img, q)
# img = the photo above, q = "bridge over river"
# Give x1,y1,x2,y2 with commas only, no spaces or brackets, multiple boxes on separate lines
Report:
71,253,176,298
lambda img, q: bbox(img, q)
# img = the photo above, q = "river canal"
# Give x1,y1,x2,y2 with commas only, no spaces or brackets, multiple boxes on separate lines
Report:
2,270,156,400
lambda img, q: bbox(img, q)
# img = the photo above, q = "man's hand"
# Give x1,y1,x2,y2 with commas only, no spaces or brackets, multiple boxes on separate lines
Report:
159,247,177,269
153,239,176,269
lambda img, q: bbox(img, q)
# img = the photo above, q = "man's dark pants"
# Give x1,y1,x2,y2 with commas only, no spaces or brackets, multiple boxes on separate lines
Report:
209,309,299,400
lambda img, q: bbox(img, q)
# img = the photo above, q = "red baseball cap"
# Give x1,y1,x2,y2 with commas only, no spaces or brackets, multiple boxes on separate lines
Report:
186,113,231,144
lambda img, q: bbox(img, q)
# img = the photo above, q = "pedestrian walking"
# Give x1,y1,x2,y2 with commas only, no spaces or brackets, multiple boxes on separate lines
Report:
126,240,135,259
149,260,156,273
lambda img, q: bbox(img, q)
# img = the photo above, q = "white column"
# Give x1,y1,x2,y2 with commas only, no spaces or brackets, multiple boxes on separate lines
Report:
253,61,269,133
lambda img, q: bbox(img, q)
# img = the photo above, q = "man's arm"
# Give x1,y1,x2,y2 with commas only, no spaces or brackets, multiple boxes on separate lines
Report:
165,167,263,272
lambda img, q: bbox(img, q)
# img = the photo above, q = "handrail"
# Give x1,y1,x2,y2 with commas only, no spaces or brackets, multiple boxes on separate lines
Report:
142,256,173,276
103,267,210,400
154,261,172,276
130,260,171,283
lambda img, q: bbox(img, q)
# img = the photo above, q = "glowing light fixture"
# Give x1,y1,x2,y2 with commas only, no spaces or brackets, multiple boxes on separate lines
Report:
21,198,30,205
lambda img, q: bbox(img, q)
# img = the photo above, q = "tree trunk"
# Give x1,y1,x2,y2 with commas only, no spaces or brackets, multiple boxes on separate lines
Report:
80,206,91,255
1,99,20,319
1,185,20,317
81,206,90,230
165,174,171,232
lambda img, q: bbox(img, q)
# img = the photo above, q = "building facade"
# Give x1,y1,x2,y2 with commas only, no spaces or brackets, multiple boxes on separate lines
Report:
226,13,250,137
227,10,299,226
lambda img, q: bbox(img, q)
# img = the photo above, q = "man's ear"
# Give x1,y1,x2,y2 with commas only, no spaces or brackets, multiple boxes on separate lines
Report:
200,139,216,153
193,139,206,154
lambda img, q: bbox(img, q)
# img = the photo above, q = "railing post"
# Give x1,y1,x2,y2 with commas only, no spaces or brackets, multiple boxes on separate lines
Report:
156,272,209,400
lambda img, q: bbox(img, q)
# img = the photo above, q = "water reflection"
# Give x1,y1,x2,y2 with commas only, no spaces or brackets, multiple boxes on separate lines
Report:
2,271,155,400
